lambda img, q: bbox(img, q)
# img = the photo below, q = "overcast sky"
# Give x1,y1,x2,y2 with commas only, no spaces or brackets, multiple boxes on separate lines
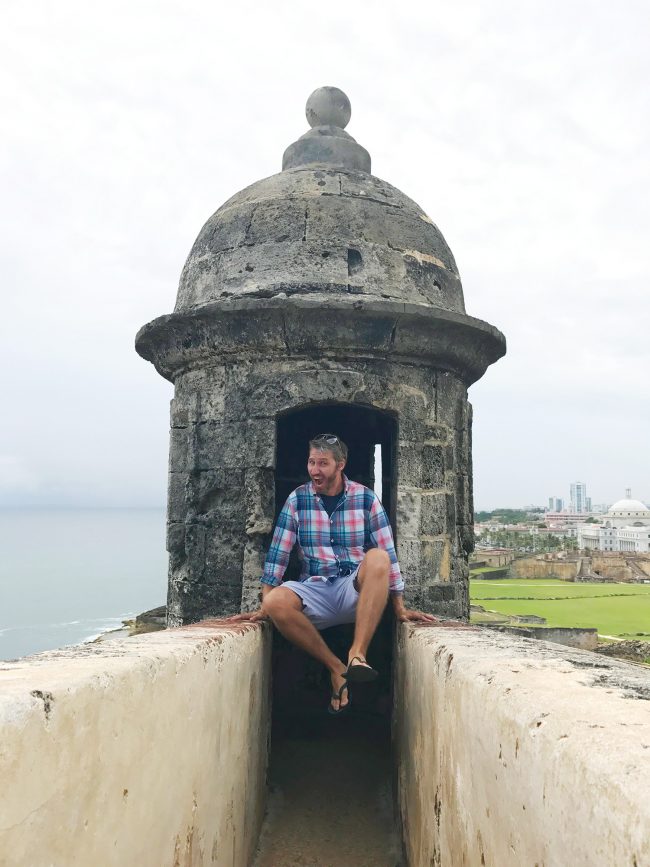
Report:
1,0,648,511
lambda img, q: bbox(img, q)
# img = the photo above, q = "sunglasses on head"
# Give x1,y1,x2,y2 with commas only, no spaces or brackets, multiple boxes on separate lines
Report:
313,433,340,444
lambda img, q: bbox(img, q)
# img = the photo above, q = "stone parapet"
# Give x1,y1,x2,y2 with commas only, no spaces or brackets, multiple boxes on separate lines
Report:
0,623,271,867
394,625,650,867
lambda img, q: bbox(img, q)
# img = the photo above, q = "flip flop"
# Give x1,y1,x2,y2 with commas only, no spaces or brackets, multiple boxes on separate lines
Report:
327,681,351,716
345,656,379,683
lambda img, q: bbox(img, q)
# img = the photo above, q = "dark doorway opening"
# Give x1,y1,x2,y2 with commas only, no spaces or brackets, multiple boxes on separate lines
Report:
253,403,402,864
275,402,398,527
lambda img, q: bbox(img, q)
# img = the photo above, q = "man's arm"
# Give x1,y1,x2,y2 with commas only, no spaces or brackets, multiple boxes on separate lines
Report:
227,496,298,621
368,494,438,624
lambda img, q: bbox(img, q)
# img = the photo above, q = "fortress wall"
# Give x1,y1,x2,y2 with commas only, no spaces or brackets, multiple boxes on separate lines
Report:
512,558,578,580
395,625,650,867
0,622,271,867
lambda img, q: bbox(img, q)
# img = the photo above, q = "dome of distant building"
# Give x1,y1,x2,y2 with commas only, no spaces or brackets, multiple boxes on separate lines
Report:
607,497,649,515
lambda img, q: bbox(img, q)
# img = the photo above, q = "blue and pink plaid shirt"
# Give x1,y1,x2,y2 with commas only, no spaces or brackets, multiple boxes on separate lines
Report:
261,476,404,593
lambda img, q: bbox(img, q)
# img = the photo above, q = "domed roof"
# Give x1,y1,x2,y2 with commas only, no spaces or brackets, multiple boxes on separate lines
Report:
136,87,506,386
608,497,649,513
174,87,465,316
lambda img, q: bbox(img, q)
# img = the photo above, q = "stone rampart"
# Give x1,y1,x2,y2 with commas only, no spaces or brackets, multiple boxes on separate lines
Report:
512,557,579,581
0,623,270,867
395,625,650,867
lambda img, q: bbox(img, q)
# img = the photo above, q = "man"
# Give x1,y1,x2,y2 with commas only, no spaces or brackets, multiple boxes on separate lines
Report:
230,433,436,714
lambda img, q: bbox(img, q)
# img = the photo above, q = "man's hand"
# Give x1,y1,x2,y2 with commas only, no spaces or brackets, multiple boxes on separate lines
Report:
395,607,439,624
225,609,268,623
391,593,439,623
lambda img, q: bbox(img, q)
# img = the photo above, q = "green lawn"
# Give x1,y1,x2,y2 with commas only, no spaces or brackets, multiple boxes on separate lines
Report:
470,578,650,639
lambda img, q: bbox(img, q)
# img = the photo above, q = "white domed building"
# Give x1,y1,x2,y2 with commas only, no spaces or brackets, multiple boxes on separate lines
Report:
578,490,650,552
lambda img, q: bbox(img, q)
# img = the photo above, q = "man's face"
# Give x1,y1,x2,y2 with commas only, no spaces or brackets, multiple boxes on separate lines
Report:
307,447,345,495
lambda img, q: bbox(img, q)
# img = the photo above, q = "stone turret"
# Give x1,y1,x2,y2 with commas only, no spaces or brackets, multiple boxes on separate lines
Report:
136,87,506,626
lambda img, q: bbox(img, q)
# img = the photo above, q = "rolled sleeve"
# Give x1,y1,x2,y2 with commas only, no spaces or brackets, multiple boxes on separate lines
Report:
261,496,298,587
368,495,405,593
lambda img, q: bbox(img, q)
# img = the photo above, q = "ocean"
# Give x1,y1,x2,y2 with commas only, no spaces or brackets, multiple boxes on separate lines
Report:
0,508,168,661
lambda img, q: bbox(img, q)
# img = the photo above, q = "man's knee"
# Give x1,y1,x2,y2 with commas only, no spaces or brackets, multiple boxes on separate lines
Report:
262,587,301,620
359,548,391,583
364,548,391,571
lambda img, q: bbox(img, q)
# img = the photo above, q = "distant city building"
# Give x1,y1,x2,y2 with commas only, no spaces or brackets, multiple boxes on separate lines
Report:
577,492,650,553
585,496,592,511
570,482,587,513
547,497,564,512
548,497,553,511
546,512,588,527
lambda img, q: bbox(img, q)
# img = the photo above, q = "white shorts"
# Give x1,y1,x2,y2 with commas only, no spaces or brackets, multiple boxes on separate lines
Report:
281,569,360,631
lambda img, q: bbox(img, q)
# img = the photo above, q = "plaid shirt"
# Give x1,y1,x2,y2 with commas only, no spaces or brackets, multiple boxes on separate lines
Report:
261,476,404,593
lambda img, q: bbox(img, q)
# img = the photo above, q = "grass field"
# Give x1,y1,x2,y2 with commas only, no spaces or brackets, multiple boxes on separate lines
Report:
470,578,650,640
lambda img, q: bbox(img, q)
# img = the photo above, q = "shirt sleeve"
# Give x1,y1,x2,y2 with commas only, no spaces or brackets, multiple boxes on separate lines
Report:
261,495,299,587
368,494,405,593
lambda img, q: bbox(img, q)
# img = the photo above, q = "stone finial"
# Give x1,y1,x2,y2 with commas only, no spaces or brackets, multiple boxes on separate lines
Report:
305,86,351,129
282,86,371,173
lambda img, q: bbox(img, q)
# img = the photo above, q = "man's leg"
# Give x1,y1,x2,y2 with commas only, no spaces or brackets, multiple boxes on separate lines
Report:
348,548,390,669
263,587,349,710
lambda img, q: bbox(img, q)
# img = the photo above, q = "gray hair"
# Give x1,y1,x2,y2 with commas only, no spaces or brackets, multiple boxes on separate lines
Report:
309,434,348,465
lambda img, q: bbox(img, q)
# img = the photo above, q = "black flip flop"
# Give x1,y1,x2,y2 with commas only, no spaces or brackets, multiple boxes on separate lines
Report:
345,656,379,683
327,681,351,716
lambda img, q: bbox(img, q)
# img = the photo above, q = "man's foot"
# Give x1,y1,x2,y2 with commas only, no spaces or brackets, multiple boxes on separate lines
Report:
345,655,378,683
328,669,350,714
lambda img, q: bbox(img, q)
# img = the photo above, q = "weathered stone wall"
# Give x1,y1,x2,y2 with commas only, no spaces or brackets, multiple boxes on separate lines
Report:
512,557,579,581
0,623,271,867
166,356,473,624
394,625,650,867
591,554,639,582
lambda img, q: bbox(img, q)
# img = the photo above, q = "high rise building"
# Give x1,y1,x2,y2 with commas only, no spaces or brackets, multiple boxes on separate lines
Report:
555,498,564,512
548,497,554,510
570,482,587,513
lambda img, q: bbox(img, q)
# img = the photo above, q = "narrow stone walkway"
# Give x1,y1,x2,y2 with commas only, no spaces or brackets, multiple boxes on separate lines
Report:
253,714,401,867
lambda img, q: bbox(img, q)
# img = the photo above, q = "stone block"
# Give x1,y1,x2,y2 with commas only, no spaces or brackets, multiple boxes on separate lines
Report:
184,523,207,583
421,445,445,490
396,490,421,540
305,195,458,276
167,472,188,523
245,199,307,246
397,442,423,488
434,371,466,429
185,468,246,526
168,427,190,473
424,423,449,444
459,524,475,556
241,538,267,613
186,202,254,257
456,473,473,528
445,493,457,536
244,468,275,537
174,367,227,422
203,532,245,588
398,538,446,583
193,421,276,470
420,493,447,536
166,522,185,556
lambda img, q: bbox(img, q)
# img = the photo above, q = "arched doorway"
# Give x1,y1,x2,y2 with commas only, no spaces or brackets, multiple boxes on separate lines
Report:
275,402,398,527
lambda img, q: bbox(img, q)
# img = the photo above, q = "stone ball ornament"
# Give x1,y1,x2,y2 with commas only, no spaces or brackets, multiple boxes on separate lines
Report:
305,86,352,129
